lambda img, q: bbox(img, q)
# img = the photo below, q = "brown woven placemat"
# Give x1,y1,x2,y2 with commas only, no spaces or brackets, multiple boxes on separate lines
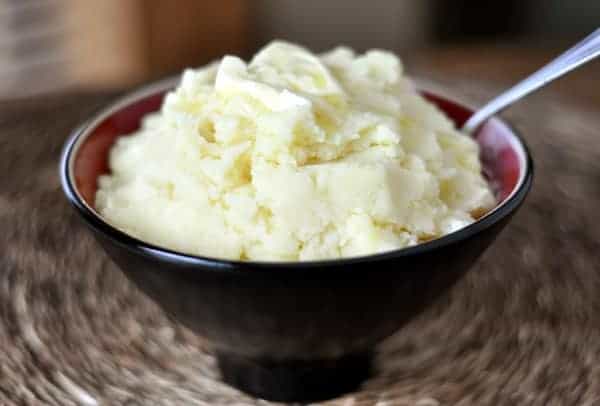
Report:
1,76,600,405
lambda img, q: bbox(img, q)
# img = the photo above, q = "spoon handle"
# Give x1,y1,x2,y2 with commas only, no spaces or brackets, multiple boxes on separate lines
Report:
462,28,600,133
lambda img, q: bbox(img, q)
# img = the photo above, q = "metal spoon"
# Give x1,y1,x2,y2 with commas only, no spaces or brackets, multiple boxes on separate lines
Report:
462,28,600,134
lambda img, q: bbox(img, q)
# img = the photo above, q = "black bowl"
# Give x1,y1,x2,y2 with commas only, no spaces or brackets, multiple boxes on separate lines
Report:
60,77,533,402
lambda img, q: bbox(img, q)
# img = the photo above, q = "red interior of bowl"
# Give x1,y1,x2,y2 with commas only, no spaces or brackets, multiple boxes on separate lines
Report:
73,90,523,208
74,93,165,204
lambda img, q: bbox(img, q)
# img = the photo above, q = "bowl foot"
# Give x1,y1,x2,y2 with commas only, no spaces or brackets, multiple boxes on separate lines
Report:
216,351,372,402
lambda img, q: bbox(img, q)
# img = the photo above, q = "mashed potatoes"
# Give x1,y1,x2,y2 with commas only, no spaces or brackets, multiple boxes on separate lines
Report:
96,41,495,261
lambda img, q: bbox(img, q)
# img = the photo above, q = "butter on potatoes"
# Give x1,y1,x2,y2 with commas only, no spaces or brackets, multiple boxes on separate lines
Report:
96,41,495,261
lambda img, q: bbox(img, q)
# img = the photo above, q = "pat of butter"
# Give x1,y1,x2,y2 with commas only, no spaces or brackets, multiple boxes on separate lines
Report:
96,41,496,261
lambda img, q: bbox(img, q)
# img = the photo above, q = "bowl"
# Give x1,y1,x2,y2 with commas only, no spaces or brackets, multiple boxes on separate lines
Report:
60,77,533,402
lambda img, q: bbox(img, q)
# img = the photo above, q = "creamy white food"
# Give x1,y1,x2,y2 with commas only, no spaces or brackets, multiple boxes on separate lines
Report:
96,41,496,261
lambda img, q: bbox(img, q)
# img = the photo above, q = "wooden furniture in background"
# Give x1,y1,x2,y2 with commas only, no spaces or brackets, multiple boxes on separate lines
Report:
0,0,250,98
64,0,250,89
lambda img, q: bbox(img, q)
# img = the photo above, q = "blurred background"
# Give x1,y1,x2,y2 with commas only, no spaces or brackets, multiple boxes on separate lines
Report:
1,0,599,99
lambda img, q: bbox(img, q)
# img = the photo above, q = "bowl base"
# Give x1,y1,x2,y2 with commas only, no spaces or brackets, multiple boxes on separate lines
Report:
217,351,372,402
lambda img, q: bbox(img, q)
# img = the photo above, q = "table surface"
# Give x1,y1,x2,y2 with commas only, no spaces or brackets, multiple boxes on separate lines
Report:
1,48,600,405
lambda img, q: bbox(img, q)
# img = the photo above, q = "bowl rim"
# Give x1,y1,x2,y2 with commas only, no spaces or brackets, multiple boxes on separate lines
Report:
60,75,533,271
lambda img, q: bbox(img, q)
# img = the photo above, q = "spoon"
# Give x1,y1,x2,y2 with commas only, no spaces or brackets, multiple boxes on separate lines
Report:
462,28,600,134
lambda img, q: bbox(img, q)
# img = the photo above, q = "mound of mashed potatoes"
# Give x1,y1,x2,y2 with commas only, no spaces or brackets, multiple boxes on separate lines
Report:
96,41,495,261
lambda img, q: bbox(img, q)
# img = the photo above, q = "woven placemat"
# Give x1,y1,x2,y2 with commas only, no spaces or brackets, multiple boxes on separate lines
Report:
1,77,600,405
